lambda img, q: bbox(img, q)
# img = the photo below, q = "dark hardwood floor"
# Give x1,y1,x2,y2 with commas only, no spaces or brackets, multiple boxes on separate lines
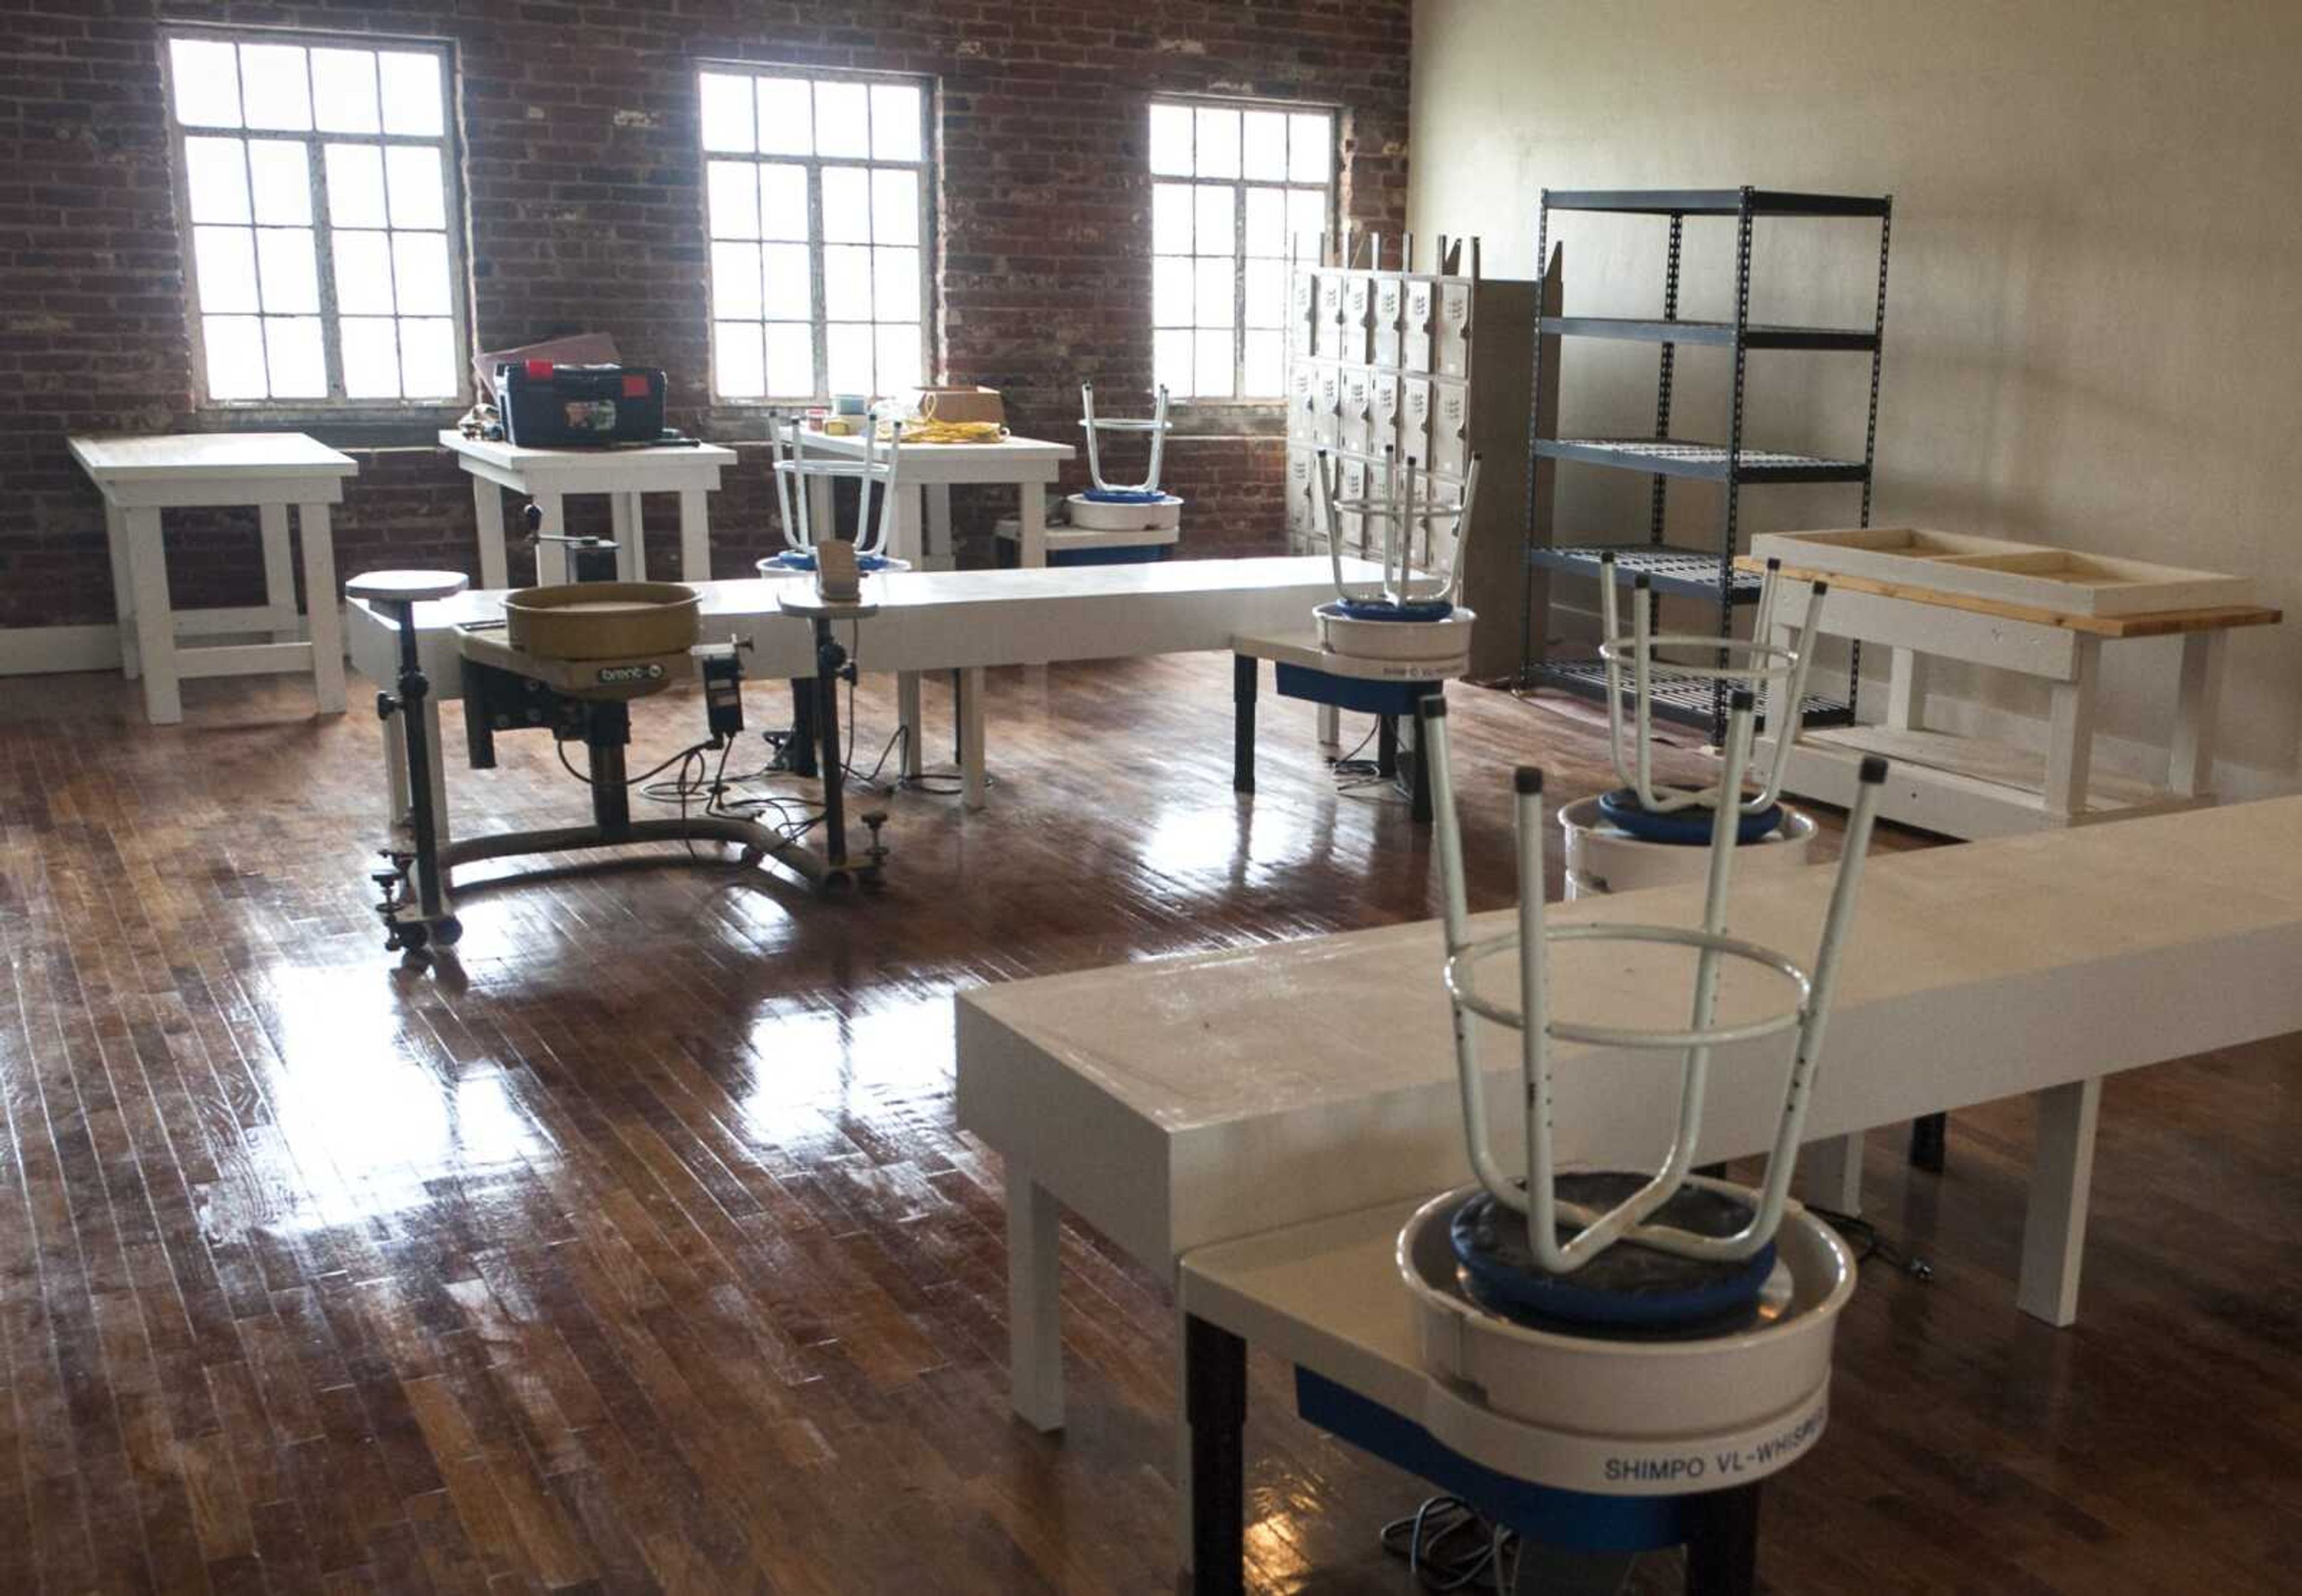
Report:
0,655,2294,1594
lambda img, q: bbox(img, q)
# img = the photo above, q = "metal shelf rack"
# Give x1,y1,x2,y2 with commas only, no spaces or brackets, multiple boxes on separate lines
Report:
1518,185,1893,740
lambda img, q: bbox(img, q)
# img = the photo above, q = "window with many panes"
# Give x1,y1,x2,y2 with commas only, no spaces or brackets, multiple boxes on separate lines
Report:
1149,99,1334,400
698,66,931,403
164,30,466,405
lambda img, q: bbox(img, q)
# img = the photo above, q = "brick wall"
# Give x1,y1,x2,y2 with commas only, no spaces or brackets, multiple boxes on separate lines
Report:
0,0,1411,632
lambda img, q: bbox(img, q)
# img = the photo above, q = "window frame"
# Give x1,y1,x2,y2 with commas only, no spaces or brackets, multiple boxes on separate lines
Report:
161,23,472,412
696,61,937,406
1146,93,1339,405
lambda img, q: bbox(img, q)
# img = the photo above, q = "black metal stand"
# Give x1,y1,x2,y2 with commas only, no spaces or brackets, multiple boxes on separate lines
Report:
1520,187,1893,741
373,597,460,956
810,616,851,871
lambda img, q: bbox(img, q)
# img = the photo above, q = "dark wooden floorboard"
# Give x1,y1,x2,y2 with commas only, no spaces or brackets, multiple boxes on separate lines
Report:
0,655,2293,1593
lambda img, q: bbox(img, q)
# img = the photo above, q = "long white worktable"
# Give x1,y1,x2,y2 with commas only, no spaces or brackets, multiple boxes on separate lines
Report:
956,794,2302,1432
345,556,1377,813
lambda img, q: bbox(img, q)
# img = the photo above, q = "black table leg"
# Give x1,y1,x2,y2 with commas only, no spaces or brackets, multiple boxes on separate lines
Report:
1376,714,1400,778
1910,1112,1948,1173
1407,693,1436,823
1233,655,1257,795
1185,1314,1246,1596
1683,1482,1762,1596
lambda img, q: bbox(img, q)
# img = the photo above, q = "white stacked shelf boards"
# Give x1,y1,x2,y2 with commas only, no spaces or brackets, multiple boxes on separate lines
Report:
1285,233,1548,678
1746,529,2280,839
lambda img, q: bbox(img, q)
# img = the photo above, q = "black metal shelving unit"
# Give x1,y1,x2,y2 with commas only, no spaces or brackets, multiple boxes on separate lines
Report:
1518,186,1893,739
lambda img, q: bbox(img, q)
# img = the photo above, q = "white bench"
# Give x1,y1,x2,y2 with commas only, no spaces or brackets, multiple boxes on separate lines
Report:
956,794,2302,1436
344,555,1369,837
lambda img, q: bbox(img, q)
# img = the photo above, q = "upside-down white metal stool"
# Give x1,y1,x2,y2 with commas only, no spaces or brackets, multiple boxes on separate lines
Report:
1361,608,1891,1589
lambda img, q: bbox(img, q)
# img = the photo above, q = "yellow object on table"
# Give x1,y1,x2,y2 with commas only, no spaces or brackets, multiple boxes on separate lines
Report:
890,418,1010,444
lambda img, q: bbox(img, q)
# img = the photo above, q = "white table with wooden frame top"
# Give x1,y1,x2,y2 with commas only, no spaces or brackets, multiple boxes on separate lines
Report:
438,430,739,589
68,431,358,725
1743,543,2279,841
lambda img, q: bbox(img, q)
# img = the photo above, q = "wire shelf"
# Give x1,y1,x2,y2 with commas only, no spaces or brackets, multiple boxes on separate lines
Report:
1530,657,1854,733
1531,544,1767,601
1537,438,1871,483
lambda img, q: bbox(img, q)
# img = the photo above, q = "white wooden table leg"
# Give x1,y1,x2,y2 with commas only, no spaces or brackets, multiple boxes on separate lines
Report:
897,671,924,779
888,484,925,567
1886,646,1928,731
961,665,987,810
533,492,569,585
470,474,508,591
1019,483,1047,569
677,486,710,581
296,504,346,715
1005,1162,1066,1431
2168,630,2228,799
123,507,181,725
1316,704,1340,745
104,500,140,679
2017,1076,2101,1326
2042,636,2101,821
1800,1131,1865,1216
258,501,300,641
609,492,643,581
926,483,954,571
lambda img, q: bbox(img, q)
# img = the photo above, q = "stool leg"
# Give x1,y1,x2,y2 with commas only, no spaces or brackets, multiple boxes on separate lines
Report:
1184,1315,1246,1596
1376,715,1400,779
1232,655,1257,794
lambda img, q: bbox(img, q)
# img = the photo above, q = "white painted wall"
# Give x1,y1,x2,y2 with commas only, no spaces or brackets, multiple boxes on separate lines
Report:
1411,0,2302,791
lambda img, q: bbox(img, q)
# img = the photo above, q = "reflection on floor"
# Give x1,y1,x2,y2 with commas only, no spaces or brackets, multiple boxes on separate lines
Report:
0,654,2292,1594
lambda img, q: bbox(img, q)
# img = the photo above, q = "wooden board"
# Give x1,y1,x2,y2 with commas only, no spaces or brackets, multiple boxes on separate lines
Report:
1749,528,2254,618
1799,725,2182,817
1734,554,2280,638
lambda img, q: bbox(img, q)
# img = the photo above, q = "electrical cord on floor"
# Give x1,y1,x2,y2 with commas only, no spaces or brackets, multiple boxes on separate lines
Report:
1379,1495,1516,1592
555,735,717,790
1807,1205,1936,1281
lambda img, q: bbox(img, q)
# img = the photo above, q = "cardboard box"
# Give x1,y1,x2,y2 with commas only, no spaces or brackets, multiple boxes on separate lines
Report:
909,386,1004,426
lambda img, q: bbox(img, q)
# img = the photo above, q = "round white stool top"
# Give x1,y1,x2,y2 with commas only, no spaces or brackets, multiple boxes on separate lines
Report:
346,570,471,604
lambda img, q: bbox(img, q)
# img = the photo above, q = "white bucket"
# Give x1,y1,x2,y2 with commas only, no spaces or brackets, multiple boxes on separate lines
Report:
1560,794,1817,900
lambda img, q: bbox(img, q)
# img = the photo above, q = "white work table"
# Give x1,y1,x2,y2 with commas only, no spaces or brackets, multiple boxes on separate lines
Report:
68,431,358,724
438,430,740,588
796,430,1073,568
956,794,2302,1432
345,555,1365,817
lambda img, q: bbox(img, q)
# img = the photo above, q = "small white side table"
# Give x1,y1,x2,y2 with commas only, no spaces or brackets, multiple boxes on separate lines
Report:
438,431,739,588
68,432,358,725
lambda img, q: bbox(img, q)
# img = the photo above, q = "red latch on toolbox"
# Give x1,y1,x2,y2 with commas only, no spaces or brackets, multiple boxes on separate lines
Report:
525,359,555,380
622,374,650,398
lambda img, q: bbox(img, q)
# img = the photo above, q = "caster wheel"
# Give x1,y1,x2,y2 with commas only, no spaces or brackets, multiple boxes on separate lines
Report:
395,923,429,954
433,916,463,947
